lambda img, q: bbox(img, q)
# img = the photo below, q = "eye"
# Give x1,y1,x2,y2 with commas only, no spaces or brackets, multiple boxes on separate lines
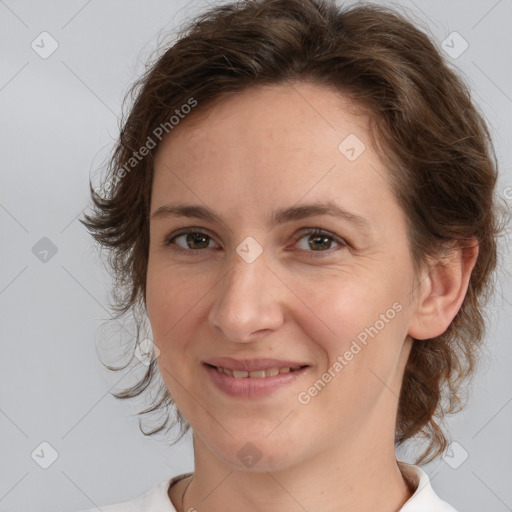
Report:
163,227,348,257
164,228,219,254
292,228,347,256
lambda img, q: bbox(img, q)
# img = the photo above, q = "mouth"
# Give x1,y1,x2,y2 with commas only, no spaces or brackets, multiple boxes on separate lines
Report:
203,357,310,398
205,363,307,379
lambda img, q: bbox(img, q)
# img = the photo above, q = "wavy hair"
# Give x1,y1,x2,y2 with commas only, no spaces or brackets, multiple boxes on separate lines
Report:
82,0,505,463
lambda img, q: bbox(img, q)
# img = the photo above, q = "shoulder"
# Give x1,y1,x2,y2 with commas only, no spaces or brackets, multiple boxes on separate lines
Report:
398,462,458,512
71,473,192,512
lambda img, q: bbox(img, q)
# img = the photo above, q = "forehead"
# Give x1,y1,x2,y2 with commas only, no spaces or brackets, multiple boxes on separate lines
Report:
156,81,371,165
151,82,402,232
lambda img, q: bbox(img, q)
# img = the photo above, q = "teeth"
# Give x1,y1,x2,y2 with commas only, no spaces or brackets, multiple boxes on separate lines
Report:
250,370,266,378
215,365,302,378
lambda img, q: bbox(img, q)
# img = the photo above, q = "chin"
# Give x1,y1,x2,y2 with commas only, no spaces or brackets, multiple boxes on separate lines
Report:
204,434,303,473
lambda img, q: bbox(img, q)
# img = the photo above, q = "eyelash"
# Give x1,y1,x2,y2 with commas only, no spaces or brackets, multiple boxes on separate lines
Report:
163,227,348,258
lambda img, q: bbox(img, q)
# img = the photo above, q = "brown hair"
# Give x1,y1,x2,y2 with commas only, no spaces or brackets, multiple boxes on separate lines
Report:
82,0,505,464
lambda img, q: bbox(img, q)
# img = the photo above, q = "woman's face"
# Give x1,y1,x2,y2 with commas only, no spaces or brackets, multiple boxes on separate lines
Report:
147,82,420,471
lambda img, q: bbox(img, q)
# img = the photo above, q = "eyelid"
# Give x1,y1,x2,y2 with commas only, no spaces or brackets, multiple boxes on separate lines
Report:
163,226,349,255
164,226,221,251
290,227,349,254
293,227,347,244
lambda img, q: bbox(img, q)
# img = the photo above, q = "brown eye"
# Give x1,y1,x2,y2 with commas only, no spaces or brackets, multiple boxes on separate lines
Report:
306,234,334,251
165,229,219,254
294,228,347,256
181,232,210,250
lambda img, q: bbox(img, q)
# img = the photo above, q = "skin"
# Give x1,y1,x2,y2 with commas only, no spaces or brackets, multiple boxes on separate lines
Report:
145,81,478,512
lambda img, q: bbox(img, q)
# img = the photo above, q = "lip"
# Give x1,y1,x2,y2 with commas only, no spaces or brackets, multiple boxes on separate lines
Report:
203,358,310,399
203,357,308,372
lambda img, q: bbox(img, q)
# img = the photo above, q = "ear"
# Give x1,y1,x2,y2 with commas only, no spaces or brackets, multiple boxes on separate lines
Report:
408,239,479,340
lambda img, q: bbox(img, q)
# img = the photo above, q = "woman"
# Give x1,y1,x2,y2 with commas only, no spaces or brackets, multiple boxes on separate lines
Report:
79,0,502,510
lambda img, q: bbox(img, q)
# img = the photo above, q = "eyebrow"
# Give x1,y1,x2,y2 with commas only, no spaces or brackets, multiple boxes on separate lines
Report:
150,201,371,232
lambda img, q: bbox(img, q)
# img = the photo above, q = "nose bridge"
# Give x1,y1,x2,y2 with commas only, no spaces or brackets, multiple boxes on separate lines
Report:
208,246,283,342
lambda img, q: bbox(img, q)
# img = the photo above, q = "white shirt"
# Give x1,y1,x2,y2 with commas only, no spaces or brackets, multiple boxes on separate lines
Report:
75,462,457,512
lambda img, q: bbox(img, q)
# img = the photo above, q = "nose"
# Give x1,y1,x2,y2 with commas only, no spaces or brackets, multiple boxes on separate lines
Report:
208,249,285,343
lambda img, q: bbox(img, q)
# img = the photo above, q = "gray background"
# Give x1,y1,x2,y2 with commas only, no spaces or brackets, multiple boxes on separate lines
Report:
1,0,511,511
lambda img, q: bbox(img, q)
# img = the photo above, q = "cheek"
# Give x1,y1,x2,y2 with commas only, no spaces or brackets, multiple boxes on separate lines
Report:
145,262,192,350
292,269,411,406
146,252,200,321
145,267,203,411
292,269,406,349
145,262,217,384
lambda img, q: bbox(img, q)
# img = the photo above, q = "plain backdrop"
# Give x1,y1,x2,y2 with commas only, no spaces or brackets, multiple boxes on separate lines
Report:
1,1,511,511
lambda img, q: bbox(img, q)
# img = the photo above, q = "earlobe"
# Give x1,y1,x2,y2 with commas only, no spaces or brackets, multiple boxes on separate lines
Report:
408,239,479,340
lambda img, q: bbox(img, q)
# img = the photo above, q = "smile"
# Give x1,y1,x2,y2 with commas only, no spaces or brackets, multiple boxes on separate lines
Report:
203,359,310,398
212,365,304,378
